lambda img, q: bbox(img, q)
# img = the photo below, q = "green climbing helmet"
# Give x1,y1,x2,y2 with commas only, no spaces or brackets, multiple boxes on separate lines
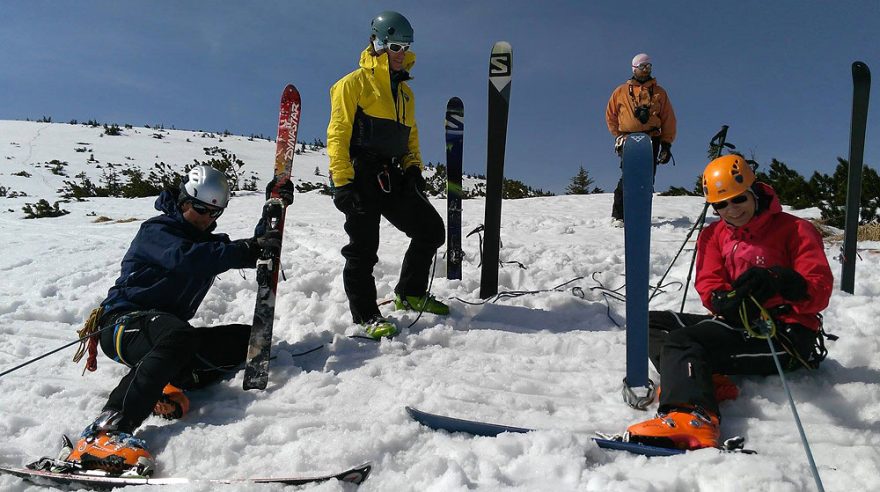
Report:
370,11,414,46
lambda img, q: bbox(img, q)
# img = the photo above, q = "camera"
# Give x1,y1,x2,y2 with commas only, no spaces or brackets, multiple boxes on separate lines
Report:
634,106,650,124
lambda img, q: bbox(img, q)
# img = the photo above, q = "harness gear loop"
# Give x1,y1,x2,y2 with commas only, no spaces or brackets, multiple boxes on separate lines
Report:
73,307,104,375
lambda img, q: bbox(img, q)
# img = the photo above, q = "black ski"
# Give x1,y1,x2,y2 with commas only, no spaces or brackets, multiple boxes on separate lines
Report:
480,41,512,299
243,84,301,390
841,61,871,294
446,97,465,280
1,458,370,487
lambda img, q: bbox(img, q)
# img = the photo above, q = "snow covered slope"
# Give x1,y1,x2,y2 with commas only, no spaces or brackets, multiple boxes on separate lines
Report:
0,120,878,491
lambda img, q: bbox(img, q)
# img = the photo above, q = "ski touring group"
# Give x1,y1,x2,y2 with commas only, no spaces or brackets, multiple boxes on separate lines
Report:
2,9,846,489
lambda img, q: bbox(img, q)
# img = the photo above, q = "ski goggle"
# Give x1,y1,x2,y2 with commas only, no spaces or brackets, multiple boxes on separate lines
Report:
387,42,411,53
189,201,224,218
633,62,652,71
711,194,749,211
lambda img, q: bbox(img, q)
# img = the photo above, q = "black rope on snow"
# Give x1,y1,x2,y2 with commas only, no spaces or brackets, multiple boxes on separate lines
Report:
452,276,587,306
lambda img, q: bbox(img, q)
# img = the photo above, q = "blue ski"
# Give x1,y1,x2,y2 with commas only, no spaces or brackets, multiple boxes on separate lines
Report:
406,406,531,437
594,437,685,456
621,133,654,402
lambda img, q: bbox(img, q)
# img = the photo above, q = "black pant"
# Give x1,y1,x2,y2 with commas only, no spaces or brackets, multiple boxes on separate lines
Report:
99,310,250,433
334,161,445,324
611,137,661,220
648,310,819,417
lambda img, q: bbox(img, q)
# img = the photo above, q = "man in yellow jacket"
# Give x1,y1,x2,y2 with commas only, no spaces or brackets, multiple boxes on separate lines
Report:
605,53,677,227
327,11,447,339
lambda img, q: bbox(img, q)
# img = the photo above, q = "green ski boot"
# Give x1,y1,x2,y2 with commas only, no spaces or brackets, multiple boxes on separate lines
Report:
394,294,450,315
362,317,399,340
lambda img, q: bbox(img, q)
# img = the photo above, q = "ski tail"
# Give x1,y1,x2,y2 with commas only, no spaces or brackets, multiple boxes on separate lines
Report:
446,97,465,280
841,61,871,294
480,41,512,299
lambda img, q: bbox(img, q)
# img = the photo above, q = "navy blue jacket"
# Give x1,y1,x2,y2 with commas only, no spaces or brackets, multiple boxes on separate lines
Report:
101,190,256,320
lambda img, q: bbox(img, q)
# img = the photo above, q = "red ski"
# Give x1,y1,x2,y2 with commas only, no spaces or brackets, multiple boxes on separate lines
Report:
243,84,301,390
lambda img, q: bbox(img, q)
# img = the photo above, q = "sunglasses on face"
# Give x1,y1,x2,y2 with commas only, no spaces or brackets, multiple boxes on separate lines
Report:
711,194,749,210
634,63,652,71
387,42,410,53
190,201,224,218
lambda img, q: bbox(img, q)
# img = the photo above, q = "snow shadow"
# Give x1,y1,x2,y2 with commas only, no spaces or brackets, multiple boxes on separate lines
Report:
465,302,617,334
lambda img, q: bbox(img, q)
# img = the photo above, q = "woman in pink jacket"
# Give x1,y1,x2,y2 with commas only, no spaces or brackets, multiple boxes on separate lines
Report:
626,154,833,450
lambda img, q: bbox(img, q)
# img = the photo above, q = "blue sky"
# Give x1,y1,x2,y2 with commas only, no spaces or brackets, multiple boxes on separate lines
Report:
2,1,878,194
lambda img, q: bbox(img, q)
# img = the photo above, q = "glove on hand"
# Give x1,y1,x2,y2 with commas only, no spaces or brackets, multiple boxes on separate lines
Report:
768,266,808,301
247,230,282,258
333,184,364,215
711,289,761,328
403,166,426,193
265,176,294,206
731,267,779,304
657,141,672,164
731,266,809,303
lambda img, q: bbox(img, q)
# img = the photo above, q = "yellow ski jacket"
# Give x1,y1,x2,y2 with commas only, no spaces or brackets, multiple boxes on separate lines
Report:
327,47,422,187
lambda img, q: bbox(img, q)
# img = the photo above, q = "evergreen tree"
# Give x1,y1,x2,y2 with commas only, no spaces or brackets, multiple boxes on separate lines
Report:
565,166,595,195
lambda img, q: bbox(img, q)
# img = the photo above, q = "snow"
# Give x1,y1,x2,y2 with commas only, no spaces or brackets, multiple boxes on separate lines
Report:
1,120,879,491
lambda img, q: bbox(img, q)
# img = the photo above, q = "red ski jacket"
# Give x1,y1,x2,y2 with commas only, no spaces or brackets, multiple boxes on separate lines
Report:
695,183,833,331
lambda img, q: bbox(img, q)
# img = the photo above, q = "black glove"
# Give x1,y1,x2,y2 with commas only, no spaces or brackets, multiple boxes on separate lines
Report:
768,266,808,301
657,141,672,164
731,267,779,304
246,230,282,259
711,289,761,328
265,176,294,206
333,183,364,215
403,166,426,193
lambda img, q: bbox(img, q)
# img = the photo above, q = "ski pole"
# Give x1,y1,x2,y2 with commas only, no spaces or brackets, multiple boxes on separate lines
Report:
651,202,707,302
0,324,114,379
678,125,734,311
763,330,825,491
678,203,709,312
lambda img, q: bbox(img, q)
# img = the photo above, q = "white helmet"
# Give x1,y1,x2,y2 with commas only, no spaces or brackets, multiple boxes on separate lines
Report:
631,53,652,73
180,165,230,208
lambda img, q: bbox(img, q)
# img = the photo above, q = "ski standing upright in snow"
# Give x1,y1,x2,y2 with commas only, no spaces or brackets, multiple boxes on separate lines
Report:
244,84,301,390
480,41,512,299
621,133,655,408
446,97,465,280
841,61,871,294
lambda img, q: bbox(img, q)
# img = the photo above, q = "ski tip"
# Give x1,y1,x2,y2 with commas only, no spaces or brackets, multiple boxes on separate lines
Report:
492,40,512,52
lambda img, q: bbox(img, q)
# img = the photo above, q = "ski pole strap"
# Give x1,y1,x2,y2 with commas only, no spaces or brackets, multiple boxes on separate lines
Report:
73,307,104,375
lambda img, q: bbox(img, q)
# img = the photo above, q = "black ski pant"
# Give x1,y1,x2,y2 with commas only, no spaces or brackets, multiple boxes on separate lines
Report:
648,310,819,417
334,160,445,324
611,137,661,221
98,310,249,433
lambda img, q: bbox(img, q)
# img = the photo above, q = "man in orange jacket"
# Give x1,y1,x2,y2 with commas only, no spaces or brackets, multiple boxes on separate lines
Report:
605,53,677,227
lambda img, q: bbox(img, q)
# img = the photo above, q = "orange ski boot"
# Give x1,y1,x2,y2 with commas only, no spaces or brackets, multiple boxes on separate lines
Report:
65,410,155,475
626,407,720,450
152,384,189,420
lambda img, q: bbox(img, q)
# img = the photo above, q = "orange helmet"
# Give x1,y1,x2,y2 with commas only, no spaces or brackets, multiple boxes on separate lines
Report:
702,155,756,203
